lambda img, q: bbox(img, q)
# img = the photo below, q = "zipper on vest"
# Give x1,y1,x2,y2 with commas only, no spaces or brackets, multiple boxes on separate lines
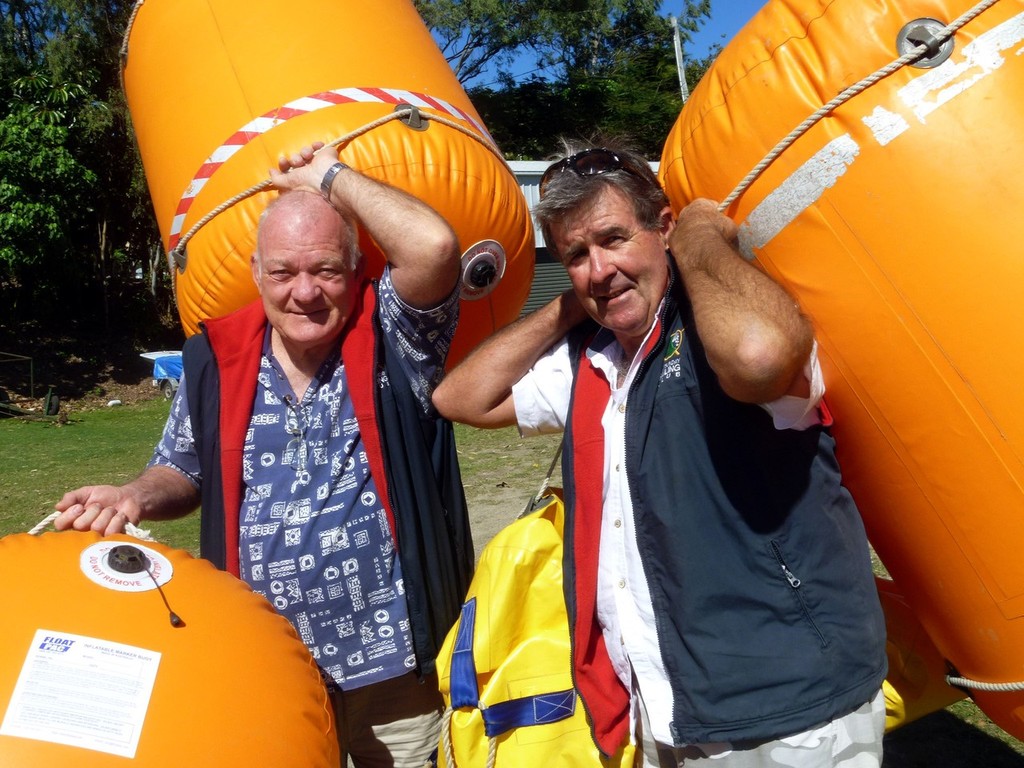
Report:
770,540,828,648
772,543,801,588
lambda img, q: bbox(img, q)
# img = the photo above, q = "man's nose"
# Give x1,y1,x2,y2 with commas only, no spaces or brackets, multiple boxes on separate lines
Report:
588,249,614,279
292,273,321,300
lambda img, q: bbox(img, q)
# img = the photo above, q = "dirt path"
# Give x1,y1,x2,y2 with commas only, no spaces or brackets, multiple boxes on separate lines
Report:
455,427,563,556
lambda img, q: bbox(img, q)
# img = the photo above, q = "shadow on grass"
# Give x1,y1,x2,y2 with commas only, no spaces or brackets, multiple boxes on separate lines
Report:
884,709,1024,767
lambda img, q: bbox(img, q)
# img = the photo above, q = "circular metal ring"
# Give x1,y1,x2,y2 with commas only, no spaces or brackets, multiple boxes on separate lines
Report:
897,18,955,69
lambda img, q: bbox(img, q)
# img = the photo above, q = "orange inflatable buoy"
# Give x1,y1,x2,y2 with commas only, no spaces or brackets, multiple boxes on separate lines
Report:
0,532,337,766
661,0,1024,737
121,0,534,365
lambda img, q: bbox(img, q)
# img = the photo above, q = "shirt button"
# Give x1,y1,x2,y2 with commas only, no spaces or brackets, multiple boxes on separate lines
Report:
618,403,626,413
618,579,626,589
615,464,621,472
614,519,622,528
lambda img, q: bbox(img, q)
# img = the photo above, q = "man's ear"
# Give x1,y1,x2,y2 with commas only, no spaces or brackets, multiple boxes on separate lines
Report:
250,255,261,290
659,205,676,247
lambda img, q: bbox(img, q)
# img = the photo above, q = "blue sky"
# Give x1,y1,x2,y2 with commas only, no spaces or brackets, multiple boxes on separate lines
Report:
683,0,767,59
463,0,769,87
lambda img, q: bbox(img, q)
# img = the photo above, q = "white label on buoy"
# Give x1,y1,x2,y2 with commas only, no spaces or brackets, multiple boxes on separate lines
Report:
79,541,174,592
0,629,160,758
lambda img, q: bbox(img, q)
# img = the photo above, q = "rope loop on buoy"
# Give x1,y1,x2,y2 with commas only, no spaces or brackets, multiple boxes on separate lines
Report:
719,0,1001,212
29,509,155,541
946,675,1024,693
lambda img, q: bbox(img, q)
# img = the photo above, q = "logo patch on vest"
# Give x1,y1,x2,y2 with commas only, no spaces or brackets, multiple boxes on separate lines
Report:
664,329,684,360
661,329,685,382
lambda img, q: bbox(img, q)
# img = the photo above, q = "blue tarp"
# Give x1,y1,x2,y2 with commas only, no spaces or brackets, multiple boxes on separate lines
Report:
152,354,183,381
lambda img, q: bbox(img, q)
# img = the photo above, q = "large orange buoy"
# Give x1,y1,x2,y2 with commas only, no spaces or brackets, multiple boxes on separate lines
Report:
0,532,337,766
121,0,533,365
661,0,1024,737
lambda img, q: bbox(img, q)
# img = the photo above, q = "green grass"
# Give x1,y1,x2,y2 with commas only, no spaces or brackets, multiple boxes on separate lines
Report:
2,401,1023,765
0,399,199,552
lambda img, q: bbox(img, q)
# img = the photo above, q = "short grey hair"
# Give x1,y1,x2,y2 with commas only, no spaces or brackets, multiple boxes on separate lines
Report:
253,190,362,274
533,140,669,260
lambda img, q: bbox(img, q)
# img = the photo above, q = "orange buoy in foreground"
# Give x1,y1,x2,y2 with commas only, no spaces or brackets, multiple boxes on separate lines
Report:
0,532,336,766
122,0,533,365
661,0,1024,737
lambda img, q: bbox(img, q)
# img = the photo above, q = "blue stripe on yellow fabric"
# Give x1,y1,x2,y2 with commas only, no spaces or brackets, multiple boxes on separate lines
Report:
449,598,479,708
481,691,577,736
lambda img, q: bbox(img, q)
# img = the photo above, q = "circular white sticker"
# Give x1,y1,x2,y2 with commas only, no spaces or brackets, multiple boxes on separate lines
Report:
459,239,507,300
80,541,174,592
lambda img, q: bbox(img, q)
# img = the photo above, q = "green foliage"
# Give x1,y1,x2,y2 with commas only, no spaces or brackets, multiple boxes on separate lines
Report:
0,107,99,322
427,0,715,159
415,0,552,84
0,0,169,337
11,71,91,124
418,0,710,86
0,109,97,262
468,41,718,159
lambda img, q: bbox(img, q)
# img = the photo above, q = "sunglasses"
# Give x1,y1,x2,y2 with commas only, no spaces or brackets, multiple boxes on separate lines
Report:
539,148,650,197
283,395,308,472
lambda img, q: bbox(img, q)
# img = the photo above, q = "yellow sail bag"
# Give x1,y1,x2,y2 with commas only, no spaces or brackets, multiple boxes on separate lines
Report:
435,491,634,767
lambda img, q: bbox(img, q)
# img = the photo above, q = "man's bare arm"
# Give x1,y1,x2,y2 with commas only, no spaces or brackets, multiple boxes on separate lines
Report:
433,290,589,428
669,199,813,403
54,465,201,536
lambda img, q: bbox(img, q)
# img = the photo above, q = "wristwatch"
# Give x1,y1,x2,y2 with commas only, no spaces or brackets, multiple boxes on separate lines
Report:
320,161,350,200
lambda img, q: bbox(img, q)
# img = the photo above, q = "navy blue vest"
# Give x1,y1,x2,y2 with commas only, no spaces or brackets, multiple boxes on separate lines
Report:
562,265,887,746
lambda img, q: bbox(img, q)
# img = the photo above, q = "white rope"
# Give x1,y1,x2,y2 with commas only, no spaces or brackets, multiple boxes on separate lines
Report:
118,0,144,65
27,511,59,536
438,703,502,768
440,706,457,768
28,509,155,541
947,675,1024,692
719,0,1002,212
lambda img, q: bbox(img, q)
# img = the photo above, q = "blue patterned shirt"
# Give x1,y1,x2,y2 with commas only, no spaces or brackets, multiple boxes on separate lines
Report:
150,268,459,689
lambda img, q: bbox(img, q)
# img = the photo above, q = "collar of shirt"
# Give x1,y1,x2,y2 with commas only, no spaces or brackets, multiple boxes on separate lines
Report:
585,303,664,394
261,324,341,405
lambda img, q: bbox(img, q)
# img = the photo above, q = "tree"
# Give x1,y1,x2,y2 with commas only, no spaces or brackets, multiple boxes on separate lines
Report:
415,0,553,84
0,0,170,341
417,0,710,86
461,2,718,159
0,106,97,324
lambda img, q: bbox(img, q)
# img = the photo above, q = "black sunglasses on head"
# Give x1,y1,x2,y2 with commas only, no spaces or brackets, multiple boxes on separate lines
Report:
539,148,649,197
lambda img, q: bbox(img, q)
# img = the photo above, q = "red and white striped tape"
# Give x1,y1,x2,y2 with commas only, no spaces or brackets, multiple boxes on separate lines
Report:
168,86,491,251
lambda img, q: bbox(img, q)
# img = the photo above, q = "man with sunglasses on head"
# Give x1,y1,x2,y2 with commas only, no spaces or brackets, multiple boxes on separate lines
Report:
54,144,474,767
433,143,886,767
